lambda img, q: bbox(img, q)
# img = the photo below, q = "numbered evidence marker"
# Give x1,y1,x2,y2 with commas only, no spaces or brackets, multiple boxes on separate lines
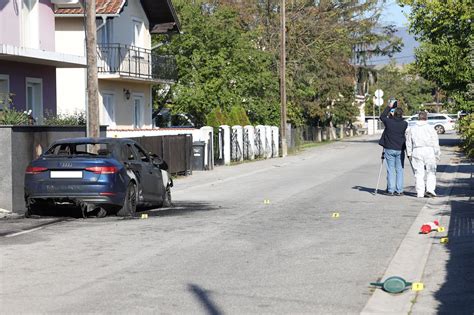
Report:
332,212,340,218
264,199,270,204
412,282,424,291
437,226,446,232
141,213,148,219
440,237,449,244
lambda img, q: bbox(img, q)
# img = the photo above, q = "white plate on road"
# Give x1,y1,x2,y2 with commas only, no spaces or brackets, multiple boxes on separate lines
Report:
50,171,83,179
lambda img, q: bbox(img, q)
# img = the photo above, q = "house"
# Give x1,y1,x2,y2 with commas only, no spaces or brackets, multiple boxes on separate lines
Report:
54,0,180,130
0,0,86,123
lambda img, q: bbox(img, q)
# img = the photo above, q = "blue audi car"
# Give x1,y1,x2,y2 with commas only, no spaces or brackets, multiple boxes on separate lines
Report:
24,138,172,218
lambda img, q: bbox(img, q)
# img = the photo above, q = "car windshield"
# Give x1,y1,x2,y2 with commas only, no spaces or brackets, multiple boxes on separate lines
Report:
44,143,112,157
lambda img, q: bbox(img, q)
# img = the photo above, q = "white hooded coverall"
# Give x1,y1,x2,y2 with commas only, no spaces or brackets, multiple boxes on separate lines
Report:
406,121,440,197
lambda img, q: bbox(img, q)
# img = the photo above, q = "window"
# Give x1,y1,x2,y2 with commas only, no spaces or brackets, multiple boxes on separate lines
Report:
97,19,113,45
134,144,149,162
133,95,143,129
122,144,136,161
22,0,39,49
26,77,43,124
102,93,115,128
0,75,9,109
428,116,447,121
132,19,143,47
45,143,110,156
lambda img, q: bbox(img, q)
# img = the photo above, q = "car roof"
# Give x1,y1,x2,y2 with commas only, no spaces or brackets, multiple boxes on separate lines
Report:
51,137,136,145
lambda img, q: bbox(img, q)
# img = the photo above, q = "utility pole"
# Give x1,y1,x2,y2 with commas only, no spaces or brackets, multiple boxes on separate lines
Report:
85,0,100,139
279,0,288,157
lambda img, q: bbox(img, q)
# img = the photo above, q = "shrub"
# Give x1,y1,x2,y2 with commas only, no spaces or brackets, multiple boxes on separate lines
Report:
44,111,86,126
0,108,29,125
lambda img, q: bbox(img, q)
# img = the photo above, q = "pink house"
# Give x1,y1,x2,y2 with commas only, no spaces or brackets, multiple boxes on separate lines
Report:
0,0,85,123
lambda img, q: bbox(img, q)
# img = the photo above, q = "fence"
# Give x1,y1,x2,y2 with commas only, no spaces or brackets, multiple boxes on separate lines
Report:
287,125,360,149
129,134,192,176
213,125,279,165
97,44,177,83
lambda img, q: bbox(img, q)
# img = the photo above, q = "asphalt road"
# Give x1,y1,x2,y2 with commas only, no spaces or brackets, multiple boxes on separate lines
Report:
0,134,461,314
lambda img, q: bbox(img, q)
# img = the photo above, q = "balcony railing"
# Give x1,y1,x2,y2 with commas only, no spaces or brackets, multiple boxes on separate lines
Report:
97,44,177,82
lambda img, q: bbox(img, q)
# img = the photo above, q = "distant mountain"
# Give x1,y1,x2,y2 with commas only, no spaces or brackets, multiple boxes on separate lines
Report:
368,27,418,66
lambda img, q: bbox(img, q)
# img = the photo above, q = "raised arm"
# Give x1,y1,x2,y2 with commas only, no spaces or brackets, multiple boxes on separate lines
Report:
380,106,391,123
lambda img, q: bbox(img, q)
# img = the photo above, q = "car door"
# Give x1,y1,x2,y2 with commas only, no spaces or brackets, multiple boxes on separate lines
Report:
132,143,163,203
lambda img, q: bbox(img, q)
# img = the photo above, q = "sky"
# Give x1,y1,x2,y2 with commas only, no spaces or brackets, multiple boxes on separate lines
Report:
381,1,410,27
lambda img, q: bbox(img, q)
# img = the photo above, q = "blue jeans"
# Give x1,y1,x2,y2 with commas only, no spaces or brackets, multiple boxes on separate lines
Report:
384,149,404,193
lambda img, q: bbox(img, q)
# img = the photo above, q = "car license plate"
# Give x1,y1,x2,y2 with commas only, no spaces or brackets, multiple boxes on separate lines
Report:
50,171,83,179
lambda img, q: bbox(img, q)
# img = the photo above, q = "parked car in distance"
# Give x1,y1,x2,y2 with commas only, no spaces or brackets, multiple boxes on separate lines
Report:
405,113,456,134
24,138,172,218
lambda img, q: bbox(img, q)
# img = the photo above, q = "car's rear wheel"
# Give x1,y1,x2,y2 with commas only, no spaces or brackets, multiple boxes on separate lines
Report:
25,200,47,218
435,125,445,134
162,186,172,208
117,182,137,217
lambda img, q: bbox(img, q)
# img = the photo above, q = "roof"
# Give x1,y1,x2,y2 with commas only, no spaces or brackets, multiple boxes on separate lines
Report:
54,0,180,34
54,0,126,15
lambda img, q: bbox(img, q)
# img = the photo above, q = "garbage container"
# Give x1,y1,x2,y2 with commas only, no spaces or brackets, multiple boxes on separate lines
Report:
192,141,206,171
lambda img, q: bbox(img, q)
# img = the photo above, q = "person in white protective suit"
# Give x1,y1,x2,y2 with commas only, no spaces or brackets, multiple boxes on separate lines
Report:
405,111,441,198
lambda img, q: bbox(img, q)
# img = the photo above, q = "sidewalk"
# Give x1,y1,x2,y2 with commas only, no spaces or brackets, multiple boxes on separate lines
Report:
362,141,473,314
411,156,473,314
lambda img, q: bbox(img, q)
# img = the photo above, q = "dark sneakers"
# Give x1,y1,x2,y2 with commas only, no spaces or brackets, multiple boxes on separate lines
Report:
425,191,437,198
386,191,404,196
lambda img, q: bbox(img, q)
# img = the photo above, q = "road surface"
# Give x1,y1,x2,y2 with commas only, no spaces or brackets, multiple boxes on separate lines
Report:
0,133,465,313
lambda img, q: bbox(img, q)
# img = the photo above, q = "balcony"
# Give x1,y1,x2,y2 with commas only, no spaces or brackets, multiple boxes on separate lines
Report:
97,44,177,83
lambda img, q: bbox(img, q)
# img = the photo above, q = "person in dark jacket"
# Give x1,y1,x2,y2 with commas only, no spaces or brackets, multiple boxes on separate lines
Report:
378,100,408,195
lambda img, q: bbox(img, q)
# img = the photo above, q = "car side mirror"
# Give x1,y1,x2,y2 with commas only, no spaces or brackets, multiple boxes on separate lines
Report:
152,156,168,170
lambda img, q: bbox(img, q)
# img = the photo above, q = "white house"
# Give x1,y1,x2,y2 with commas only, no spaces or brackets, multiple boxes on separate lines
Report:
53,0,179,129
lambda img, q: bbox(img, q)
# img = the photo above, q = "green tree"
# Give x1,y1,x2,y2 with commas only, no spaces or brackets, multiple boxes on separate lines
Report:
398,0,473,155
154,1,280,127
368,63,436,116
398,0,473,108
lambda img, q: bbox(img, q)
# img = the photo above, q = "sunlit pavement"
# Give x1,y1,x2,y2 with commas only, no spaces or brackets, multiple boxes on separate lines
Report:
1,133,471,313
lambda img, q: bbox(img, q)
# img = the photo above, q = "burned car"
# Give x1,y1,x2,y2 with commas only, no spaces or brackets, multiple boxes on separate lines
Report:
24,138,172,218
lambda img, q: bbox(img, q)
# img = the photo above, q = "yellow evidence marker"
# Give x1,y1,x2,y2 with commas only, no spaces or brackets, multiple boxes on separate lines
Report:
141,213,148,219
332,213,340,218
437,226,446,232
440,237,449,244
412,283,424,291
264,199,270,204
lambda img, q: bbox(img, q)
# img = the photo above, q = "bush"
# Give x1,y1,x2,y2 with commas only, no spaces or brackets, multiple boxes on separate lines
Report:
459,113,473,158
0,108,29,125
205,106,250,127
44,111,86,126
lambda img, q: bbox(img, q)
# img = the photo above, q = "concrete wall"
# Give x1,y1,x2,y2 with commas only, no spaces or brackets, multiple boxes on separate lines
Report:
0,60,57,116
0,128,13,211
0,126,106,213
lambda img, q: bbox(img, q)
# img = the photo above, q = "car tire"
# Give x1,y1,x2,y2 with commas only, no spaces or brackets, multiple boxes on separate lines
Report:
435,125,445,134
117,182,137,217
162,186,172,208
25,200,45,218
